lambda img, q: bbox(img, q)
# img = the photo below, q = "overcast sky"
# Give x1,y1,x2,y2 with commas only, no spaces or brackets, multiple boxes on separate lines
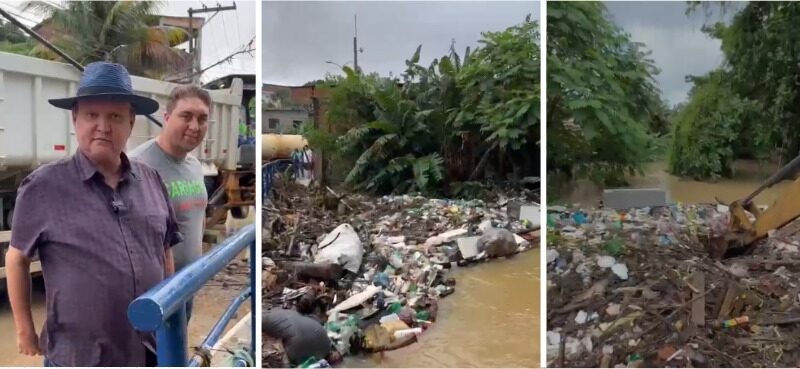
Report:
263,1,539,86
0,1,255,83
163,1,256,83
604,1,736,106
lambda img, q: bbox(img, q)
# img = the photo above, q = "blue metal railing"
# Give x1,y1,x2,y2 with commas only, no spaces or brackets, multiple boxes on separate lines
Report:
128,224,256,367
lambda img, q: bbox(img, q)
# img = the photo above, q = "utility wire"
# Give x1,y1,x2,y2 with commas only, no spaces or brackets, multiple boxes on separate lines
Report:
220,6,230,49
168,38,253,82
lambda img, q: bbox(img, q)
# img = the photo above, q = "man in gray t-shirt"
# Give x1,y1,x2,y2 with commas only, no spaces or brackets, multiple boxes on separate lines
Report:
130,85,211,320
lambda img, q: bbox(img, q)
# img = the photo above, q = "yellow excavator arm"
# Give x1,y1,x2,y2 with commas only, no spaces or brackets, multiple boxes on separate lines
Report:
721,155,800,257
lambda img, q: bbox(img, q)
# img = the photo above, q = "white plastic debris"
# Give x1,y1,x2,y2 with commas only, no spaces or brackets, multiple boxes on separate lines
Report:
393,328,423,339
547,331,562,345
386,236,406,244
596,256,616,268
315,224,363,274
424,235,444,247
328,285,382,314
438,228,469,241
611,263,629,280
581,336,593,352
520,205,541,227
565,337,584,356
575,310,588,324
379,314,400,324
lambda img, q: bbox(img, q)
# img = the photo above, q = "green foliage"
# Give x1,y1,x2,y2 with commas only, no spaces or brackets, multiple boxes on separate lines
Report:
668,2,800,179
669,71,750,180
0,40,34,56
547,2,666,185
299,120,336,154
0,19,28,44
449,181,491,199
321,17,538,195
714,2,800,160
457,16,539,151
0,19,34,56
24,1,188,78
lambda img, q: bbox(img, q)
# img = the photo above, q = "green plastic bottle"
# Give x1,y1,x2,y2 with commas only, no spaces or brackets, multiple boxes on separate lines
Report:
299,356,318,368
388,302,402,313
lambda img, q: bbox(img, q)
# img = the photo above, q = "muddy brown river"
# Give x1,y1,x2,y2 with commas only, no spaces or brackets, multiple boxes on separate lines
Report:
345,250,541,368
558,161,789,207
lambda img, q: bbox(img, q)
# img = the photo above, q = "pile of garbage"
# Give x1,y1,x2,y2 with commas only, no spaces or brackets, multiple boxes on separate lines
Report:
547,203,800,368
262,178,540,368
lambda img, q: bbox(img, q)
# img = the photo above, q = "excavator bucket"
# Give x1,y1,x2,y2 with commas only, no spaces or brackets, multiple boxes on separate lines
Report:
718,168,800,258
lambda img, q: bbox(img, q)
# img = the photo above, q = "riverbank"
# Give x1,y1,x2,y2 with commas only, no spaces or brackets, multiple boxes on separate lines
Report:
552,160,789,207
262,180,541,367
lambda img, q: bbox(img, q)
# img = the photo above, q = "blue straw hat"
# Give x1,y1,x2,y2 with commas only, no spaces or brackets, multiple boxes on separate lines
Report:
49,62,159,115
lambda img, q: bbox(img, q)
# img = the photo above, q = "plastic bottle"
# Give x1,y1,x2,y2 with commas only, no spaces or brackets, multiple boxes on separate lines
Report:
306,359,332,368
390,252,404,269
711,316,749,328
373,272,390,288
572,212,588,225
298,357,318,368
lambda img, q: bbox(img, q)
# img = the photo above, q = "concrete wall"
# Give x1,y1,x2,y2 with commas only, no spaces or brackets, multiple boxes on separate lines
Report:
262,110,310,134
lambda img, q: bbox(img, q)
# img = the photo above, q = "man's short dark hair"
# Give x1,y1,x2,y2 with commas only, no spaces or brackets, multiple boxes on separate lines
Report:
166,85,212,113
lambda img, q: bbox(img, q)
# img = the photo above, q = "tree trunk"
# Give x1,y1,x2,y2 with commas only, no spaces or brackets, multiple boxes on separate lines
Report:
469,142,498,181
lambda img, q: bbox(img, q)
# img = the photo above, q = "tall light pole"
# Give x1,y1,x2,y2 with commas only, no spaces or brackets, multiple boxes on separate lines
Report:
325,60,343,69
353,14,358,73
353,14,364,73
325,60,353,70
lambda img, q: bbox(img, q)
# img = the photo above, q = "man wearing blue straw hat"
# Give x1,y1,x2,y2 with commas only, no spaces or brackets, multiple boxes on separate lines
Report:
5,62,182,367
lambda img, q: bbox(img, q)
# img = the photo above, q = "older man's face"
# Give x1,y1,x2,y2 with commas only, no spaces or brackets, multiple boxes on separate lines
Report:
73,99,134,165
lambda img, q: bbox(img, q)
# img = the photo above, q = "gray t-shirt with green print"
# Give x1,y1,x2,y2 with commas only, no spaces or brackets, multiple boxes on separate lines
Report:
130,139,208,270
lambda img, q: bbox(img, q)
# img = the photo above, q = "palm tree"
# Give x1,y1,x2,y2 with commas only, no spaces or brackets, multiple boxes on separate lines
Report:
24,1,189,78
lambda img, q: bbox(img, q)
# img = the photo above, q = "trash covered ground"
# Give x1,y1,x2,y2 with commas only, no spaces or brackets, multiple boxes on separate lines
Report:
262,176,540,368
547,203,800,368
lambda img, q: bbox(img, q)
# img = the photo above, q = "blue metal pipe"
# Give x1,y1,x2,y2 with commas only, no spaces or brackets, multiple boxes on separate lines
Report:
249,239,256,356
128,224,256,331
156,306,187,367
203,287,252,351
128,224,256,366
187,287,252,367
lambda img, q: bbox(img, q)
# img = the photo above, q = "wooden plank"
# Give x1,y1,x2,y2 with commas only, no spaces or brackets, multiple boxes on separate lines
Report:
690,271,705,327
717,281,741,319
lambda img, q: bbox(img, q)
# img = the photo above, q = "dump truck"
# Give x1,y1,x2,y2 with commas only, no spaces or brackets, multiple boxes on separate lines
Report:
0,51,244,284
